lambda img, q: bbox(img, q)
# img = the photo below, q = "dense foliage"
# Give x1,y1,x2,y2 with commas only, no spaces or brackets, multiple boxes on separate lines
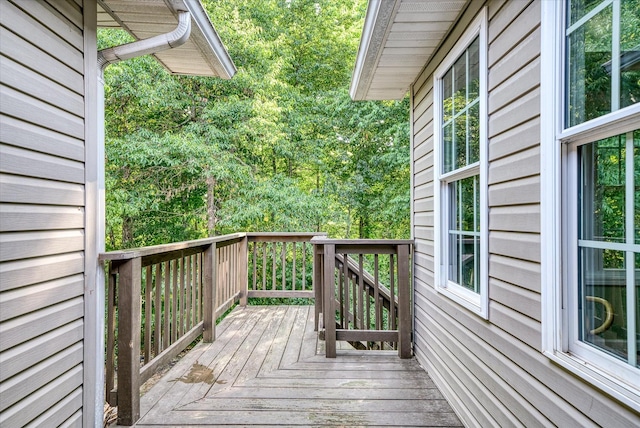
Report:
101,0,410,250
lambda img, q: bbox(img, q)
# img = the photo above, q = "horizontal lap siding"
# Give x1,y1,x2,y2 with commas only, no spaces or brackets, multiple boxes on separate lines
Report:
0,0,85,426
411,0,639,426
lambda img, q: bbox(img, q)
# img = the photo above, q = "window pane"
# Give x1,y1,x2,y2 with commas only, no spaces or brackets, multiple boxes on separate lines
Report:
579,247,628,362
620,1,640,110
568,0,605,26
443,68,453,122
579,136,625,243
453,53,467,111
468,102,480,164
468,37,480,101
454,111,467,169
567,4,612,127
443,123,454,173
448,175,480,293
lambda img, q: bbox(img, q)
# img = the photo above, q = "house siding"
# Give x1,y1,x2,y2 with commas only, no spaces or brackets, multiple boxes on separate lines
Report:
412,0,640,426
0,0,85,426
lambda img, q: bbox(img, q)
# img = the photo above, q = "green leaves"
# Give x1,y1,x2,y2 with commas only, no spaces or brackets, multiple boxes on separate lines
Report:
102,0,411,249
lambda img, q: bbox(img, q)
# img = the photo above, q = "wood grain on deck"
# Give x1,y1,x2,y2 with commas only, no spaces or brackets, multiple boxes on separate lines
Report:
131,305,462,427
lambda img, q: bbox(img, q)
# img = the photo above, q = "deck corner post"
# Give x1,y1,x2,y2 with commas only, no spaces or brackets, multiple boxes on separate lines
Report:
203,242,217,342
117,256,142,426
239,235,249,306
397,244,412,358
323,243,336,358
313,243,324,331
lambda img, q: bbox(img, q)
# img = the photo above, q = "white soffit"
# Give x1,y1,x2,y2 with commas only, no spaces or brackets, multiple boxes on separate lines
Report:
350,0,467,100
98,0,236,78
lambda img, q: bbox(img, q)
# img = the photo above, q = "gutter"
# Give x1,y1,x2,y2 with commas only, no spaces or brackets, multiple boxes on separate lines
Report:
97,10,191,71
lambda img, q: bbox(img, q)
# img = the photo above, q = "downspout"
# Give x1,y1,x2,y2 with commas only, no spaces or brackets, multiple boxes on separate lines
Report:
94,10,191,425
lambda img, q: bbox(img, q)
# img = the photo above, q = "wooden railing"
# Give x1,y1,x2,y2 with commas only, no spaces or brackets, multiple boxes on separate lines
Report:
99,232,325,426
311,238,413,359
100,233,246,425
246,232,326,299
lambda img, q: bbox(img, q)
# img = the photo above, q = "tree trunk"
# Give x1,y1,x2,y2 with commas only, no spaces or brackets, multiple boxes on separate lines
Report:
206,176,217,236
122,216,134,248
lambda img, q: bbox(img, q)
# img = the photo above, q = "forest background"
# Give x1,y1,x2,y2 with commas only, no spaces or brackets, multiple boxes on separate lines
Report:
100,0,410,251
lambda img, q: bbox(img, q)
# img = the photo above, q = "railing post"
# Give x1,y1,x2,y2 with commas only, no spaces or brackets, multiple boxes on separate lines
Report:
239,235,249,306
203,243,217,342
313,243,323,331
116,257,141,426
323,243,336,358
397,244,411,358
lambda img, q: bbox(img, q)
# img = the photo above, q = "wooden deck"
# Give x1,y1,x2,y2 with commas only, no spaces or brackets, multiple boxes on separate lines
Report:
123,305,462,427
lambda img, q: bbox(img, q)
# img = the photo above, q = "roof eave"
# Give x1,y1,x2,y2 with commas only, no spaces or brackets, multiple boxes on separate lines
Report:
349,0,398,101
181,0,236,79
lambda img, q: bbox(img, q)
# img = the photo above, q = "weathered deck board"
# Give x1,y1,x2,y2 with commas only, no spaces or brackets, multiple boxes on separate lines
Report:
127,305,462,427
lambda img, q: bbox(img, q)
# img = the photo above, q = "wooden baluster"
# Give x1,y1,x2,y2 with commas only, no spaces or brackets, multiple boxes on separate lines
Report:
292,242,297,291
262,242,267,291
144,266,152,364
239,236,248,306
302,242,307,290
338,257,344,327
374,255,381,349
117,257,141,426
389,253,395,332
196,253,202,323
154,263,161,356
186,255,192,330
252,242,257,291
397,244,411,358
358,254,364,330
105,265,117,406
281,242,286,291
323,244,336,358
163,261,170,351
171,258,178,345
342,254,349,329
203,243,217,342
272,243,276,291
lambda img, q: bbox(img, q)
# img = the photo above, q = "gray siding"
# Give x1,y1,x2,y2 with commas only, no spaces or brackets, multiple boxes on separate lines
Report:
0,0,85,425
411,0,639,426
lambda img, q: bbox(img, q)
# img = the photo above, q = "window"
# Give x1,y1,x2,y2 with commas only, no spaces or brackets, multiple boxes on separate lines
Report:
434,9,487,317
541,0,640,410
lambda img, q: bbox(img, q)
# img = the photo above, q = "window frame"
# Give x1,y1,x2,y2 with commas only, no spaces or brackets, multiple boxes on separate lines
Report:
433,8,488,318
541,0,640,411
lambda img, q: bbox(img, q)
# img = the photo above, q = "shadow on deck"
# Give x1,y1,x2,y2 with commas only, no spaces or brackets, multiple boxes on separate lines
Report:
117,305,462,427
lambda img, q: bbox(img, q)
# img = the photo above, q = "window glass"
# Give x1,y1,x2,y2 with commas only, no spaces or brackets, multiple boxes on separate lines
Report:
569,0,605,25
579,247,628,361
566,0,640,127
621,1,640,110
447,176,479,292
578,131,640,369
567,4,612,126
442,37,480,173
579,135,625,243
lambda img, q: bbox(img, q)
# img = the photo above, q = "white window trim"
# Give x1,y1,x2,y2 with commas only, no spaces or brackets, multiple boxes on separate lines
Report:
540,0,640,411
433,8,488,318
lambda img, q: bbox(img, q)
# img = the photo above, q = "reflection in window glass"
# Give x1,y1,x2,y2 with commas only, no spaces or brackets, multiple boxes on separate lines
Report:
579,247,628,361
579,135,626,243
447,176,479,292
578,130,639,368
441,37,480,173
566,0,640,127
621,1,640,110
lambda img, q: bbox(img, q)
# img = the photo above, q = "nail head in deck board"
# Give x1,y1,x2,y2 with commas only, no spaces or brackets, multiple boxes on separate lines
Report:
135,305,462,427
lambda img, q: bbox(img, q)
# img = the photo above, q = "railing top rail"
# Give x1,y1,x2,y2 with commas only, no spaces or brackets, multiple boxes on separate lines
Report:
310,237,414,246
247,232,327,242
99,232,247,261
